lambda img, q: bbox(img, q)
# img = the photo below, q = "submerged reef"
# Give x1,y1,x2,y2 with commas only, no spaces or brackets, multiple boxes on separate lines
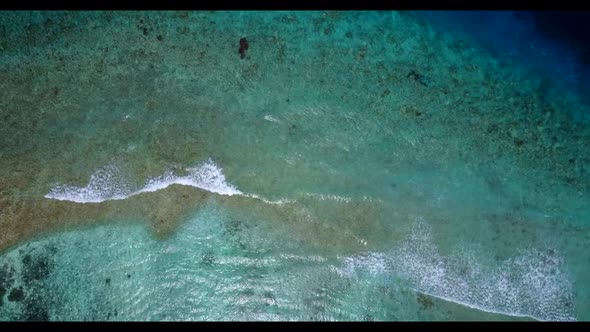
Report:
0,11,589,321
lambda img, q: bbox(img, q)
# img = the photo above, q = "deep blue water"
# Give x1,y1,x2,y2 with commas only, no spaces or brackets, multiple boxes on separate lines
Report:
416,11,590,114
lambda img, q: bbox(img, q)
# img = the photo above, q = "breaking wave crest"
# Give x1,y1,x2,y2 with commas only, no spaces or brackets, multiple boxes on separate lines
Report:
45,159,242,203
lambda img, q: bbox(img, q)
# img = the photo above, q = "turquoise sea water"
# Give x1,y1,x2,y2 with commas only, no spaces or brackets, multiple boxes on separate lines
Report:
0,11,589,321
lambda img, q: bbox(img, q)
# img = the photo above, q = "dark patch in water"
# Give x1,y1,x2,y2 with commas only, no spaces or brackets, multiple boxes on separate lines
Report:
22,250,53,284
417,293,434,310
237,241,248,252
263,290,276,306
1,262,17,307
223,218,248,238
8,287,24,302
105,278,111,285
201,251,215,266
531,11,590,65
239,37,249,59
0,261,14,279
127,274,131,279
0,263,15,302
22,294,50,321
241,288,255,297
407,70,429,87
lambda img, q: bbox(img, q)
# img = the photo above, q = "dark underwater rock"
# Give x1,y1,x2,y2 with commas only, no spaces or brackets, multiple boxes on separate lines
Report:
22,251,52,284
22,296,50,321
239,37,249,59
8,287,24,302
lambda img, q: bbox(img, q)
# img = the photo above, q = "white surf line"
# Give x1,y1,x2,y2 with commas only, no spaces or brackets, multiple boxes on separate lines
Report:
44,160,382,215
243,193,296,205
263,115,282,124
302,193,353,203
410,288,551,322
246,192,383,207
301,192,383,204
44,160,298,206
44,160,242,203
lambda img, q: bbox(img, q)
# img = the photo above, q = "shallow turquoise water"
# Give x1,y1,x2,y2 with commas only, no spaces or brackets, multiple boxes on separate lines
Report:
0,200,571,321
0,11,589,321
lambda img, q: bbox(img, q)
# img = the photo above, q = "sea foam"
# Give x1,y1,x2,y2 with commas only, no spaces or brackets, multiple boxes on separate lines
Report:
45,159,242,203
339,219,577,321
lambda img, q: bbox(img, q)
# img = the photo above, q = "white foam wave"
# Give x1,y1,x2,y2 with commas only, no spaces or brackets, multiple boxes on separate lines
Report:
245,193,295,205
44,164,133,203
138,160,242,196
339,219,576,321
45,159,242,203
301,193,382,203
263,115,281,124
303,193,353,203
340,252,388,278
45,160,380,208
